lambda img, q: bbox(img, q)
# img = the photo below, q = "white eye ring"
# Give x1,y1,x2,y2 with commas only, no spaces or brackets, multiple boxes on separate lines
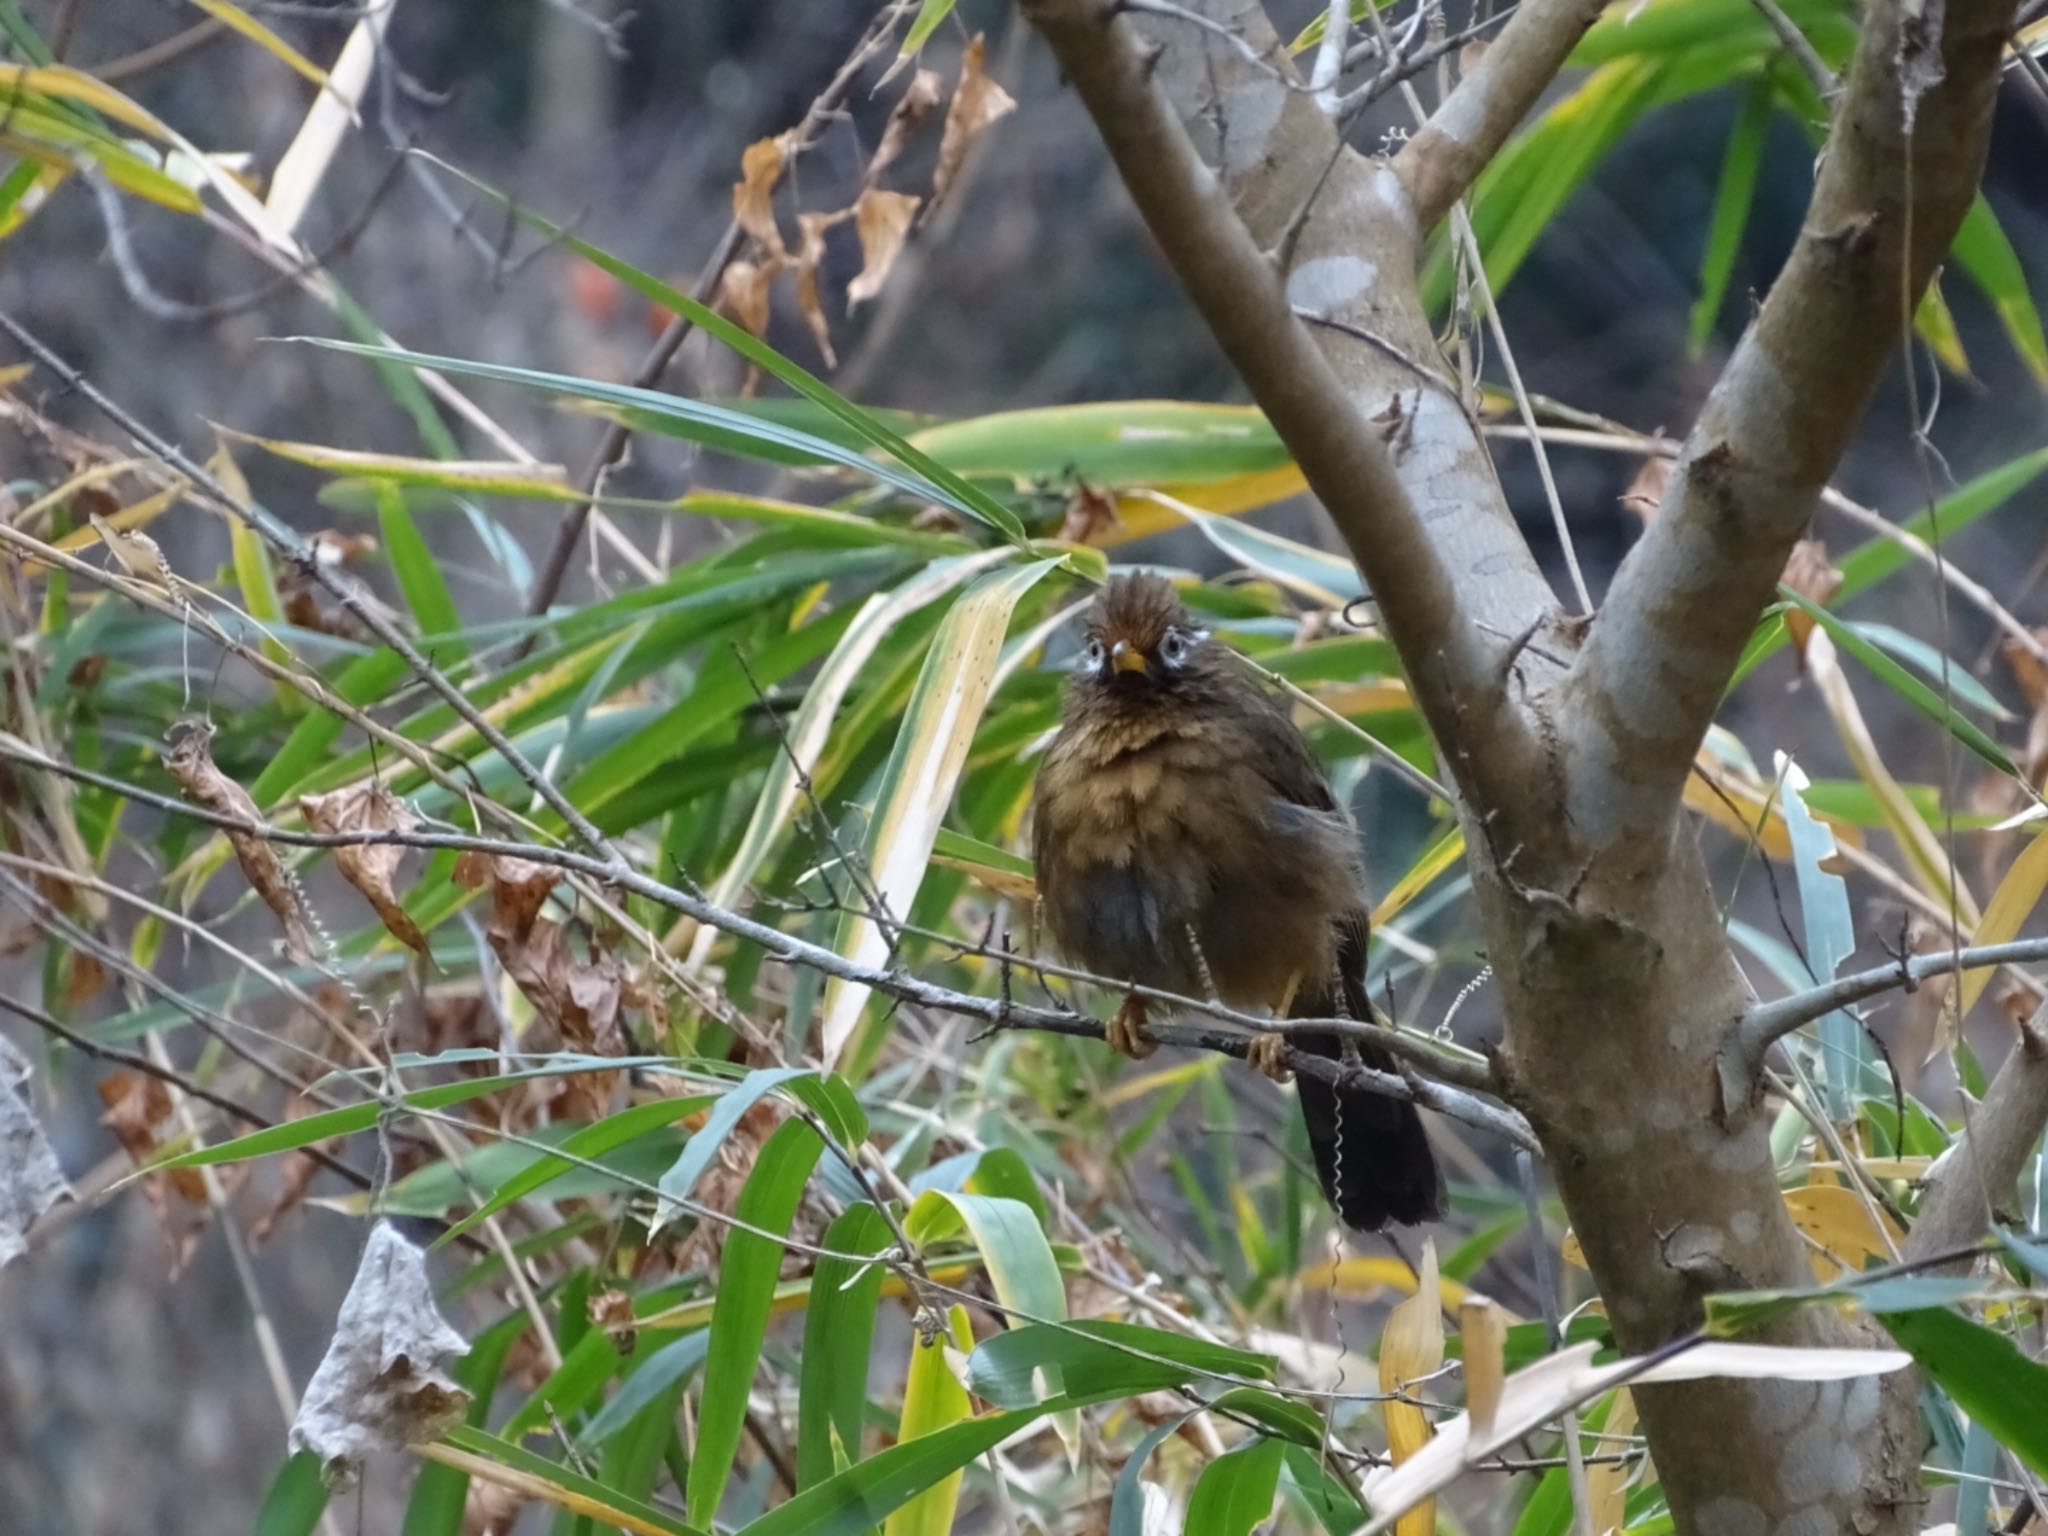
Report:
1081,637,1106,672
1160,629,1190,667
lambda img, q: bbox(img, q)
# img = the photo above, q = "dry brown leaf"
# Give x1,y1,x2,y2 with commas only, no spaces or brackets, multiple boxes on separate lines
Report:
794,211,842,367
1058,482,1123,547
300,781,429,956
719,258,778,341
869,69,946,185
62,948,106,1009
463,854,626,1064
733,133,793,257
97,1070,207,1203
166,721,314,963
589,1286,638,1355
1458,1294,1507,1438
462,1483,526,1536
932,35,1015,213
1781,538,1843,660
0,1035,71,1267
290,1220,471,1487
847,189,922,309
2002,629,2048,708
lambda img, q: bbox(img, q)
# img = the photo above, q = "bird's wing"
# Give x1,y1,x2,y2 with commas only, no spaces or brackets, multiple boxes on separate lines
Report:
1230,687,1341,814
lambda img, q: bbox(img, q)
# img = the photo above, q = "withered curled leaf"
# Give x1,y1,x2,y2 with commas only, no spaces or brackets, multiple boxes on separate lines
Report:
794,210,842,367
0,1035,71,1268
868,68,946,185
847,189,922,308
719,258,777,340
166,722,315,963
732,133,792,258
290,1220,471,1487
932,35,1015,213
300,781,429,956
1781,537,1843,662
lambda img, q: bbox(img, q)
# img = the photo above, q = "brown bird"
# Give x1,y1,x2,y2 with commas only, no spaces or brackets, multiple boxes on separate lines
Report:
1032,573,1444,1230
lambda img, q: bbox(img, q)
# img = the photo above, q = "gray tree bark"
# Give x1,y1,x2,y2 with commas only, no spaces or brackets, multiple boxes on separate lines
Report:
1016,0,2030,1530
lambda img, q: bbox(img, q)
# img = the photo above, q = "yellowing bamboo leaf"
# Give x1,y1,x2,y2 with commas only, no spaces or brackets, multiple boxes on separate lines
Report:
1314,680,1413,716
848,188,922,307
1378,1238,1444,1536
1459,1295,1508,1439
219,428,574,497
680,548,1017,970
1955,829,2048,1020
190,0,331,87
265,1,390,240
0,64,179,140
1784,1183,1902,1281
1372,827,1465,930
1588,1388,1638,1536
1302,1252,1495,1315
883,1305,976,1536
1809,628,1977,924
793,210,841,366
816,560,1058,1065
1100,1055,1220,1109
52,482,183,554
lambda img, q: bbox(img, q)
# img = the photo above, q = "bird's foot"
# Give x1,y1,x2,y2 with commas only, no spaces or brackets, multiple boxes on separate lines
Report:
1105,995,1158,1061
1247,1031,1292,1083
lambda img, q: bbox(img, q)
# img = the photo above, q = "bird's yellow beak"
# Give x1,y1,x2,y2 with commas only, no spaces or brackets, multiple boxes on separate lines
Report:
1111,641,1148,675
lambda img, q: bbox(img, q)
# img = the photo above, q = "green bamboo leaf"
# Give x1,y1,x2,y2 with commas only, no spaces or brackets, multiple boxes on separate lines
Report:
738,1404,1060,1536
374,483,465,659
1111,1414,1196,1536
1689,77,1770,356
249,647,408,806
151,1060,639,1169
687,1117,829,1528
905,401,1290,487
1187,1437,1285,1536
883,1305,977,1536
798,1205,896,1489
967,1321,1275,1406
1950,192,2048,384
902,0,958,52
578,1329,711,1450
693,548,1016,965
248,1451,327,1536
658,1067,819,1217
385,166,1030,542
440,1426,706,1536
437,1093,714,1246
816,558,1062,1064
1879,1309,2048,1476
1781,588,2018,778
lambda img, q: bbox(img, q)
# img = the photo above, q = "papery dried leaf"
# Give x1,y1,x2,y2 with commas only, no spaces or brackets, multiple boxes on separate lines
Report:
2001,629,2048,708
91,511,172,585
869,69,946,185
166,722,314,963
467,855,625,1063
589,1286,638,1355
1781,538,1843,659
1458,1294,1507,1438
97,1070,206,1202
719,259,777,339
733,133,792,257
290,1221,471,1488
847,189,921,308
1588,1388,1638,1535
932,35,1015,213
62,948,106,1009
299,781,429,956
1057,482,1122,546
1378,1237,1444,1536
463,1482,526,1536
794,210,841,367
0,1036,70,1267
1618,452,1673,522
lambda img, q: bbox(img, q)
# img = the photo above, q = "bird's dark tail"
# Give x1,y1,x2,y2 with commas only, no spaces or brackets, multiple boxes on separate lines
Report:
1291,917,1445,1230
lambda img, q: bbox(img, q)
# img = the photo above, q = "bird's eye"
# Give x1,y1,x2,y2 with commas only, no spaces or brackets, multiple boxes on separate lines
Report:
1160,629,1189,667
1081,638,1106,672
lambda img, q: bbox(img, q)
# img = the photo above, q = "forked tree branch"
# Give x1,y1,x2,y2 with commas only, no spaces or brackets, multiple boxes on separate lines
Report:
1561,0,2022,848
1906,1001,2048,1261
1391,0,1607,229
1019,0,1540,814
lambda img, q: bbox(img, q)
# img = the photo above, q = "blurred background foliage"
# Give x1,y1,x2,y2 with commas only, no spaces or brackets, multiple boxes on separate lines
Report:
2,2,2048,1534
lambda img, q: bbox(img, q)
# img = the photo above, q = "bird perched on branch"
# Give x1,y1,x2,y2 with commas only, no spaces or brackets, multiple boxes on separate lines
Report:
1032,572,1444,1230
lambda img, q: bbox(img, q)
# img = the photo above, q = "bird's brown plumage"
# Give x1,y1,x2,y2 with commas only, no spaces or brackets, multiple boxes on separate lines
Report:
1032,573,1444,1230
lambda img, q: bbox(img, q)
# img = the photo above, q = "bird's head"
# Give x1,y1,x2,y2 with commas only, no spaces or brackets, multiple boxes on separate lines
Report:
1073,573,1213,696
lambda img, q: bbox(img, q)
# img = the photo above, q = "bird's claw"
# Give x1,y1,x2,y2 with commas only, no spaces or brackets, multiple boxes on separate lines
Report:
1247,1031,1292,1083
1106,996,1158,1061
